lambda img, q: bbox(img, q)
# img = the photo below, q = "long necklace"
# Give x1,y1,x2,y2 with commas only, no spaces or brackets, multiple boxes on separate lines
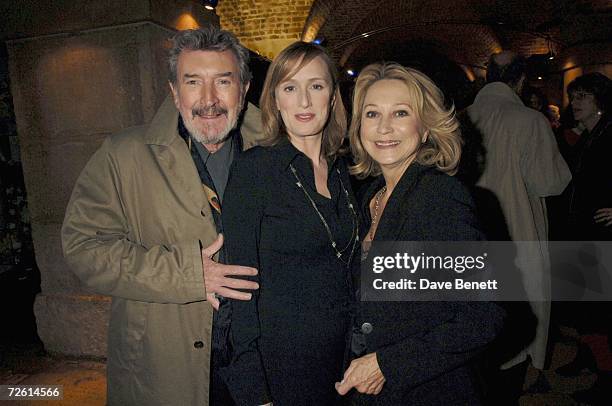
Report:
369,185,387,241
289,164,359,267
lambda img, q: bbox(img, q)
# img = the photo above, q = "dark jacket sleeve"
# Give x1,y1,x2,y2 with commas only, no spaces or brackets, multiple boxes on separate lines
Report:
219,150,271,405
377,174,505,391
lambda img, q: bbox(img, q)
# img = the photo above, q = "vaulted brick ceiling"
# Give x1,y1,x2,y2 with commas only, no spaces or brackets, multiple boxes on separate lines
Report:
302,0,611,73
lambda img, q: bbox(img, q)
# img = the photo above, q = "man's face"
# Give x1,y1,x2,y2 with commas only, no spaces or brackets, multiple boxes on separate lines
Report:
169,50,249,147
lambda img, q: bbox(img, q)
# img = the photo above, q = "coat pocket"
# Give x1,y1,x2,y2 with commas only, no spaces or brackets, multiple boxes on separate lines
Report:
109,299,148,369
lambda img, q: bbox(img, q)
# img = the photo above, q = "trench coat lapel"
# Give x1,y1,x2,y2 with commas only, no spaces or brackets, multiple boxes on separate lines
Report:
145,96,207,213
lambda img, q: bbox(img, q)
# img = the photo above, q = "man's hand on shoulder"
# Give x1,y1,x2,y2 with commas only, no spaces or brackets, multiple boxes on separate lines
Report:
201,234,259,310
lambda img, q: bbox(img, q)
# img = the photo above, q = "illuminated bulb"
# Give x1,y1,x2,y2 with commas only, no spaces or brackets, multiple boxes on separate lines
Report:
347,69,355,76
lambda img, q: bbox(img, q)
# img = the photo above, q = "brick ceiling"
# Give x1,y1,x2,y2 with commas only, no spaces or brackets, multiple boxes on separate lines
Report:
302,0,611,72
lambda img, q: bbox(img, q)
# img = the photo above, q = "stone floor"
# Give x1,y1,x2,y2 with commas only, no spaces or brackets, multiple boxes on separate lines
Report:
0,326,609,405
0,351,105,406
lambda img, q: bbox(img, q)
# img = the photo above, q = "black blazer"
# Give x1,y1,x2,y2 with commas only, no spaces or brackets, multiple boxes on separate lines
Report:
352,163,505,406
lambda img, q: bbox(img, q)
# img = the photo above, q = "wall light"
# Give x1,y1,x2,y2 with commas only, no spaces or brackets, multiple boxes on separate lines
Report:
203,0,218,11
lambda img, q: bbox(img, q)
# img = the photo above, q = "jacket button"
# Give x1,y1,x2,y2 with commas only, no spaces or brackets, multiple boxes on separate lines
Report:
361,322,373,335
194,341,204,349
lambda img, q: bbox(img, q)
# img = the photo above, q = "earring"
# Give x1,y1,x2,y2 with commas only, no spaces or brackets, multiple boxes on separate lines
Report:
422,131,429,143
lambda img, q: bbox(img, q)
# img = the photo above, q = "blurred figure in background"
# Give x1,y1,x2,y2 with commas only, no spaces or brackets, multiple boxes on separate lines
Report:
468,51,571,403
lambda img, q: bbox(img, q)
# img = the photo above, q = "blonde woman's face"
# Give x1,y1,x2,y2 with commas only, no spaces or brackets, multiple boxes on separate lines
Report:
275,56,333,142
360,79,426,172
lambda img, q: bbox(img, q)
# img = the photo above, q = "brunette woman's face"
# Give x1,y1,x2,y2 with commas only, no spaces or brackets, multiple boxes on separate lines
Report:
275,56,333,142
570,90,599,124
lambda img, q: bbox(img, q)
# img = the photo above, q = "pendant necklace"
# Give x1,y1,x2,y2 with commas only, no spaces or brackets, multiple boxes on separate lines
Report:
369,185,387,241
289,163,359,268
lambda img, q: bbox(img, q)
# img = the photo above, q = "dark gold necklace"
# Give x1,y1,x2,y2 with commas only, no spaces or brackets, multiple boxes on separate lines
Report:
369,185,387,241
289,164,359,267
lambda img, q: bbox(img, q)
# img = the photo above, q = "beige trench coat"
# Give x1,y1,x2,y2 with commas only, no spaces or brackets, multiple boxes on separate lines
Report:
468,82,571,369
62,96,262,405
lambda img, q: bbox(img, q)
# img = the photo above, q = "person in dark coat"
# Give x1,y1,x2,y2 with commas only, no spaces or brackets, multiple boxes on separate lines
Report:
220,42,359,406
567,72,612,240
335,62,505,405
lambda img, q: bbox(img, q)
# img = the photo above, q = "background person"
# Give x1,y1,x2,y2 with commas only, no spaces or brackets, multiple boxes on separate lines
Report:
566,72,612,240
336,62,504,405
220,41,359,405
467,52,571,402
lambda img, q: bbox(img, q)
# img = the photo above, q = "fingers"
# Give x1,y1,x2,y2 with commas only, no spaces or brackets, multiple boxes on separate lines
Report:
223,277,259,290
334,378,353,396
223,265,258,277
335,364,356,395
216,286,253,301
206,293,220,310
594,208,612,224
372,380,385,395
202,234,224,258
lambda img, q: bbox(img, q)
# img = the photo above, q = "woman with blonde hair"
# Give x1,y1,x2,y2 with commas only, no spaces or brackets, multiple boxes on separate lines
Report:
335,62,504,405
220,41,359,405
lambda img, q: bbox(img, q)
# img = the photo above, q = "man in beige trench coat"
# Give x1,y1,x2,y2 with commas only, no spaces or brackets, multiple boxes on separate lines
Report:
61,26,263,405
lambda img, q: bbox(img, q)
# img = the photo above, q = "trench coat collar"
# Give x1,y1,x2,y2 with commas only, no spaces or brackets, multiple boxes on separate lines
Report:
362,163,432,241
144,95,264,150
144,95,181,146
474,82,524,107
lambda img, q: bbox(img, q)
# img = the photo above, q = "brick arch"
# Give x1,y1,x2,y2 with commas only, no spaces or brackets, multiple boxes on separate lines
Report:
321,0,502,69
217,0,315,59
315,0,578,70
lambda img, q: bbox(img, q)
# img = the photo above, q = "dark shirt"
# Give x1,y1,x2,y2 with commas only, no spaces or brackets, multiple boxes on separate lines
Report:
220,139,359,406
193,134,235,202
569,114,612,239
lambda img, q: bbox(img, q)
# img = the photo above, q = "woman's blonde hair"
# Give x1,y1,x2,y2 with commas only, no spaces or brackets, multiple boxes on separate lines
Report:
349,62,461,178
259,41,347,159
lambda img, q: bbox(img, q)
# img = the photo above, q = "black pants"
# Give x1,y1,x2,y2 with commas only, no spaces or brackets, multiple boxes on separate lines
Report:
210,346,235,406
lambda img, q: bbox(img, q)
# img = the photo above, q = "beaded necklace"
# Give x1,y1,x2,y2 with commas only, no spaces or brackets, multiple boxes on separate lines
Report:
289,163,359,268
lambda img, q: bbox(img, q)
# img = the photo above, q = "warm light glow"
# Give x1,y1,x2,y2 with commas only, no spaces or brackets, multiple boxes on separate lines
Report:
205,5,214,10
459,65,476,82
537,76,543,80
563,66,583,107
175,13,199,30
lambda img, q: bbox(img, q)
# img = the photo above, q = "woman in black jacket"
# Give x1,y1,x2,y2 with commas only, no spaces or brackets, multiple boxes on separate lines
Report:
335,62,505,405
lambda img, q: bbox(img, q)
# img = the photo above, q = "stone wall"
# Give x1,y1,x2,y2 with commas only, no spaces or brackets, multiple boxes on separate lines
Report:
3,0,218,357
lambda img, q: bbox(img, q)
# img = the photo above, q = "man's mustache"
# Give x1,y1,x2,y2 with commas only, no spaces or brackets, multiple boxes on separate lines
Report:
192,104,228,118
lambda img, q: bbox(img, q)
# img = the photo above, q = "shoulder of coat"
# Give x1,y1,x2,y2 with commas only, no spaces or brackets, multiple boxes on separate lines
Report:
240,102,266,150
104,125,150,156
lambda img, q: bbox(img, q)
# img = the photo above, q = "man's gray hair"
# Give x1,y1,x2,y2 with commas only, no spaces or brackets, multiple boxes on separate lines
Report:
168,26,252,85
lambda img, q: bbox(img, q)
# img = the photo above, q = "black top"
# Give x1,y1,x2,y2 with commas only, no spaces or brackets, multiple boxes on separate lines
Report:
569,114,612,240
220,139,359,406
352,163,505,406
